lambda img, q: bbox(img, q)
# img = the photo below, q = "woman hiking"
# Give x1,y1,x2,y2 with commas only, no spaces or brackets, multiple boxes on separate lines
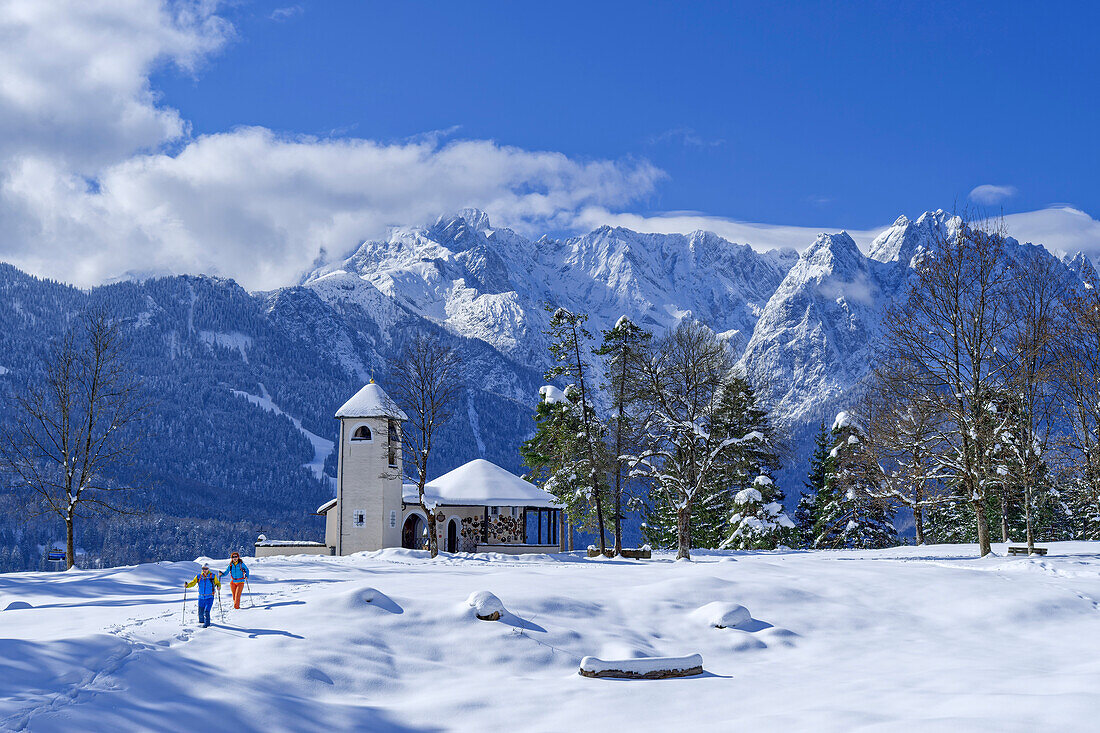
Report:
184,563,221,628
220,552,250,609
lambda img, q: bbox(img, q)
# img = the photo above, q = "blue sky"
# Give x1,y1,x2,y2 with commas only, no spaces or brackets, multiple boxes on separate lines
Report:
157,1,1099,230
0,1,1097,288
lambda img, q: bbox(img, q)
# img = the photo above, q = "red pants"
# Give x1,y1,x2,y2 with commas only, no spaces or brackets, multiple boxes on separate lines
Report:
230,581,244,608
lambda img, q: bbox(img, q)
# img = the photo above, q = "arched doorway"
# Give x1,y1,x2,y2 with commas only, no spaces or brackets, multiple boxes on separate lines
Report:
402,513,426,550
446,519,458,553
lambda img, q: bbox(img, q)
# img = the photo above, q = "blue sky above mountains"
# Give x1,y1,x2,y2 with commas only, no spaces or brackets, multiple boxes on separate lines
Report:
0,0,1097,289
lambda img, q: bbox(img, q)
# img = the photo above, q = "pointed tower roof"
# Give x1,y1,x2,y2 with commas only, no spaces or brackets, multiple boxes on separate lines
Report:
335,381,408,420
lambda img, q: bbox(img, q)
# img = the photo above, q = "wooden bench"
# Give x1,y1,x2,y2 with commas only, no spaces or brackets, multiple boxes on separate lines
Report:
586,547,652,559
1008,546,1047,556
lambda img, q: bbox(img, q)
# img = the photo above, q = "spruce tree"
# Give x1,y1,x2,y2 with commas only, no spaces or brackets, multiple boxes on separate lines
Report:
796,420,831,547
723,475,794,550
814,413,897,549
520,385,599,546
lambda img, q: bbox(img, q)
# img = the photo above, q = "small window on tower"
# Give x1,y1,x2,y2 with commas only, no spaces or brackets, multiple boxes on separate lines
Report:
352,425,372,442
353,510,366,527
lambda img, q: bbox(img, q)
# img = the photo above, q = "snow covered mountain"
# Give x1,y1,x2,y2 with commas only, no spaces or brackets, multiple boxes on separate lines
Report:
305,209,799,365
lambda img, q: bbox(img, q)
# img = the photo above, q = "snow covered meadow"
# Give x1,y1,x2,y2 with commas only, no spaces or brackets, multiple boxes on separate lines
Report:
3,545,1099,732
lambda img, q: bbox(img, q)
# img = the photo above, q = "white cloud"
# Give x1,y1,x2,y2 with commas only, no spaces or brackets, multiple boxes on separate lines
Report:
0,0,231,173
969,184,1018,205
269,5,302,22
0,130,663,289
1002,206,1100,259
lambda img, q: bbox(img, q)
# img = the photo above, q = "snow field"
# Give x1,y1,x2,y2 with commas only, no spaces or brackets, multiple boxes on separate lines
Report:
3,544,1100,731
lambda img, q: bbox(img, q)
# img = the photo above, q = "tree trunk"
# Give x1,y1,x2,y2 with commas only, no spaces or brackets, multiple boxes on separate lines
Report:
1024,484,1035,551
676,506,691,560
65,513,75,570
914,506,925,546
973,495,992,556
613,469,623,556
427,511,438,557
592,476,607,555
1000,492,1010,543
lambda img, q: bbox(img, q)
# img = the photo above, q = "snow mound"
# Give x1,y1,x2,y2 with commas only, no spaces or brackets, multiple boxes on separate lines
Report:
3,600,32,611
342,586,402,613
579,653,704,679
466,590,505,620
691,601,752,629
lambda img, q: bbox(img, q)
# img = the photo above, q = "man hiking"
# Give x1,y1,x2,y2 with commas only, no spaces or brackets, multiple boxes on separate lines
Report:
220,552,250,609
184,563,221,628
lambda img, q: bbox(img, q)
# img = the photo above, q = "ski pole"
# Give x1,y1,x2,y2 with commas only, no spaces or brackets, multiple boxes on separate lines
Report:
217,585,224,623
245,577,255,608
182,586,188,624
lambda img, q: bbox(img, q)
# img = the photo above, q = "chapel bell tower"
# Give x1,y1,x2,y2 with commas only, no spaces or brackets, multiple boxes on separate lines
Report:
331,380,406,555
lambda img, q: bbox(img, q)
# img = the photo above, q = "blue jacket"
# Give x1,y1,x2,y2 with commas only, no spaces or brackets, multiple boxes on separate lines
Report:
185,570,220,599
221,560,249,581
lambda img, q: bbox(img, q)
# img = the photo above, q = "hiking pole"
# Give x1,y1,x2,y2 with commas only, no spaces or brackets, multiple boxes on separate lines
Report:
245,577,255,608
182,586,188,625
217,585,225,623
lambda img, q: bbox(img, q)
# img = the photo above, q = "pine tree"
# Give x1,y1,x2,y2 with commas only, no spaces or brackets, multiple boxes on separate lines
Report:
520,385,603,546
814,413,897,549
723,475,794,550
796,420,831,547
595,316,651,554
544,306,611,553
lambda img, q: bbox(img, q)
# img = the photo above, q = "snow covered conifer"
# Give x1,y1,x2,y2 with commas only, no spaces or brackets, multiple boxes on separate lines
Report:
813,412,897,549
521,384,607,548
723,475,794,550
543,306,612,553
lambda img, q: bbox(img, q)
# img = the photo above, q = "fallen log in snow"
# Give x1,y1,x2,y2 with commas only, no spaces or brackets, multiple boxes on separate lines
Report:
578,654,703,679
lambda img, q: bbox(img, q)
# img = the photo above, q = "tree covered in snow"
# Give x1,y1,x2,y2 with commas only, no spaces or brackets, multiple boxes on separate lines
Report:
595,315,651,555
812,412,897,549
520,384,608,548
629,321,758,559
543,306,611,554
722,475,794,550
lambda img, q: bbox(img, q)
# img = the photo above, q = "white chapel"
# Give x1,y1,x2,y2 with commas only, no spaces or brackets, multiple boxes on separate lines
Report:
256,381,562,557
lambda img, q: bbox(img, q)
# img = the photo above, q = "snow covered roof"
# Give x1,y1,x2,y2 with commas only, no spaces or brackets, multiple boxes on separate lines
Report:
402,459,559,508
335,381,408,420
316,498,337,514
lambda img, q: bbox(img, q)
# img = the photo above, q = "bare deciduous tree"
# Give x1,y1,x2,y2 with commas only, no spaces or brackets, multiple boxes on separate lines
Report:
860,365,950,545
1001,255,1065,550
1054,288,1100,534
390,332,463,557
628,321,744,560
0,310,149,569
882,212,1013,556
